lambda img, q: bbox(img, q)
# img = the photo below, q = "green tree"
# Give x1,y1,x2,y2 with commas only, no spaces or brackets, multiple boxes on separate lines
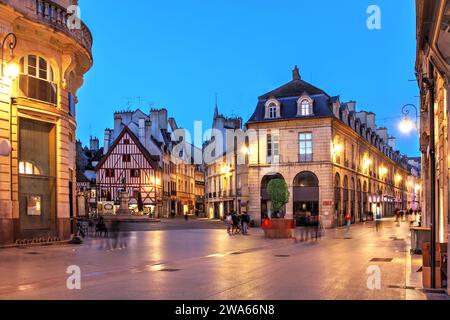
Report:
267,179,289,214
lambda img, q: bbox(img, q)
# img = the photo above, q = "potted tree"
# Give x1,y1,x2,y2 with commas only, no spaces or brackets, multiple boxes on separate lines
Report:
263,179,295,239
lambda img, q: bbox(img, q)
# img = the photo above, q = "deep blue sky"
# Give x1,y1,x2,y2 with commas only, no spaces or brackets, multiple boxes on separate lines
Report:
77,0,419,156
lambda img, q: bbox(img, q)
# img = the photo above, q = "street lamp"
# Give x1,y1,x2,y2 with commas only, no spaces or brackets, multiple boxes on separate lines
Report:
1,33,19,81
399,104,419,135
0,33,18,158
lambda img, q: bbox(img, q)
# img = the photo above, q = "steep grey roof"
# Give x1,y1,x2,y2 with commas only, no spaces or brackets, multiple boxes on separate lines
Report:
259,78,329,100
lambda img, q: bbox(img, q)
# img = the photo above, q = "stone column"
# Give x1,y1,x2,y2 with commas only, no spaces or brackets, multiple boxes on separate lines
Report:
285,184,294,220
117,190,131,215
0,85,13,245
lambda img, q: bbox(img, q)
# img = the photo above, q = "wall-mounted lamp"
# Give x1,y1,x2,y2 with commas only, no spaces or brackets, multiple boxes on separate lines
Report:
1,33,19,82
399,104,419,135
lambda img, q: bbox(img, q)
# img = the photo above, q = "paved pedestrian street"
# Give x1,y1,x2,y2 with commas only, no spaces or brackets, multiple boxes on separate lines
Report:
0,218,446,300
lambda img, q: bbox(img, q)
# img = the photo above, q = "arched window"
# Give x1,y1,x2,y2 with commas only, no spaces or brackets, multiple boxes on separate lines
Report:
19,161,42,176
297,95,314,116
265,99,281,119
20,55,54,82
294,171,319,187
19,55,57,104
301,100,311,116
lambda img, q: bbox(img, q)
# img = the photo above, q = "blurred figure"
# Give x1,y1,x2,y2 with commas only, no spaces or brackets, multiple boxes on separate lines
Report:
375,213,382,233
345,213,352,234
311,216,320,242
226,213,232,236
241,211,250,235
409,210,416,227
110,220,127,250
231,211,241,235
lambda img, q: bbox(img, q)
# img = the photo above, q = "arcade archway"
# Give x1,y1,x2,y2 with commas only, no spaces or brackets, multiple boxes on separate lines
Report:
293,171,319,226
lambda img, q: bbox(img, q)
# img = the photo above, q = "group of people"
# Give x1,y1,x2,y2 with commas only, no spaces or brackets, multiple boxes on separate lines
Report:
225,211,251,236
395,208,422,227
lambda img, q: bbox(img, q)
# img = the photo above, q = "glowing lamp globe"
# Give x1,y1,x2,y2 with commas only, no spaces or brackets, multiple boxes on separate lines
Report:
399,118,414,134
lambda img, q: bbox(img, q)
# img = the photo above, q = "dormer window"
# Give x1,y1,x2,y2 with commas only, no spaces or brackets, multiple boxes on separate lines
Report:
297,95,314,117
265,99,281,119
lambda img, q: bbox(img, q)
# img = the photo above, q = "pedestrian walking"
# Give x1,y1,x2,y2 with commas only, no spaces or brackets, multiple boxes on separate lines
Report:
375,213,382,233
231,211,240,235
345,213,351,234
241,211,250,235
184,212,189,221
226,213,232,235
417,210,422,227
409,210,416,227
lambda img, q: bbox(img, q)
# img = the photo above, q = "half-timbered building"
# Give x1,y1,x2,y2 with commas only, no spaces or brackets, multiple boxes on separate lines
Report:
95,126,161,216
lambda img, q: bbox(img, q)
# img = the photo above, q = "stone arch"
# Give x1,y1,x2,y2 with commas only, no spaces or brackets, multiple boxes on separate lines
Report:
261,173,286,220
293,171,319,226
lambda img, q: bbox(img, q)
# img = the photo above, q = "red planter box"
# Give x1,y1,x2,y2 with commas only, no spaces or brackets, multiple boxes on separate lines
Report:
263,219,295,239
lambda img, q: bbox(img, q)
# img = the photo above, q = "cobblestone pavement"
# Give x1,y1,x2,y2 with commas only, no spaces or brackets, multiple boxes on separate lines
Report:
0,218,448,300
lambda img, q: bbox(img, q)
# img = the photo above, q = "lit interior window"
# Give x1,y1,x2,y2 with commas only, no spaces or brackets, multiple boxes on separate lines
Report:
19,161,41,176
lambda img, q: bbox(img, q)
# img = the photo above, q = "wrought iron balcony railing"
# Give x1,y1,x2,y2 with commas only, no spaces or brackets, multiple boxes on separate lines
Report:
5,0,93,55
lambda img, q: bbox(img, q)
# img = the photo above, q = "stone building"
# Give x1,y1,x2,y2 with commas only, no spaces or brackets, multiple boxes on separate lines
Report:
75,137,103,217
416,0,450,291
245,67,420,228
99,108,203,217
0,0,93,245
204,106,249,219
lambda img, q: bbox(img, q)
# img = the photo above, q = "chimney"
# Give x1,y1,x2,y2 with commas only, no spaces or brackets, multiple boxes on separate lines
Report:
366,112,376,131
168,117,178,131
388,136,396,150
292,65,301,81
150,109,159,140
104,129,112,155
114,114,123,140
90,136,99,152
159,109,168,131
138,118,145,145
145,120,152,149
355,111,368,125
376,128,388,143
347,101,356,112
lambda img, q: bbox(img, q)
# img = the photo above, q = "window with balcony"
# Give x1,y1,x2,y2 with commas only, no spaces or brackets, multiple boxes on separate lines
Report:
19,55,57,105
299,133,313,162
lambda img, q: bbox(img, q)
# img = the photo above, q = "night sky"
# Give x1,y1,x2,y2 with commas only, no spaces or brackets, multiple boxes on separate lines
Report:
77,0,419,156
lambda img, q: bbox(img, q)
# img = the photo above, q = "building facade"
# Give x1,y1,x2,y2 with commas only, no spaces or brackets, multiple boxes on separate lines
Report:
204,106,249,219
245,67,420,228
75,137,102,217
0,0,92,245
416,0,450,291
96,126,161,216
99,108,203,218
